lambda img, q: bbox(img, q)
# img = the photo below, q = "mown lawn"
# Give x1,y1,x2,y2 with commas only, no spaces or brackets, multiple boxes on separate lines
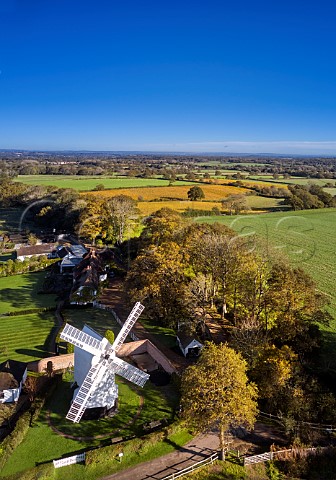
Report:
0,271,57,314
0,312,56,362
1,377,179,477
62,308,121,338
14,175,194,191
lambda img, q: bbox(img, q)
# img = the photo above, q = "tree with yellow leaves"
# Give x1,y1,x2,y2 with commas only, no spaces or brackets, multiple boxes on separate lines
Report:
181,342,258,459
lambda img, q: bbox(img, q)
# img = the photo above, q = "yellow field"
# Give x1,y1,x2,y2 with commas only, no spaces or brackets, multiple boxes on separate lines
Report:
136,201,223,216
86,184,250,202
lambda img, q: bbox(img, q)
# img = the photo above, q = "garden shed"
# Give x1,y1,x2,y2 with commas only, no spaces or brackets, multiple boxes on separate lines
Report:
176,334,203,358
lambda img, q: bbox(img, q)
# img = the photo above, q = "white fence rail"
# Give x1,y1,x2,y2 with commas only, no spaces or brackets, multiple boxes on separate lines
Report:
93,301,139,341
244,447,326,466
244,451,273,465
162,452,219,480
53,452,85,468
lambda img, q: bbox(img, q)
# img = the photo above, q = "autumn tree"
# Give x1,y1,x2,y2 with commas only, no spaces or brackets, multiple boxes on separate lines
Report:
141,208,186,246
187,186,205,201
221,194,247,215
106,195,138,243
126,241,190,329
181,343,258,459
77,197,105,244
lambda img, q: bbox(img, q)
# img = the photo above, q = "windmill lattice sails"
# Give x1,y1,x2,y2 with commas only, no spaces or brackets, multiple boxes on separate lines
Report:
60,302,150,423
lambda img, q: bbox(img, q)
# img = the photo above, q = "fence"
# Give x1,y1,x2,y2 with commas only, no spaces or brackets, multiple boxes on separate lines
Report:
244,451,274,466
93,301,139,341
259,410,336,432
53,452,85,468
244,447,326,466
161,452,219,480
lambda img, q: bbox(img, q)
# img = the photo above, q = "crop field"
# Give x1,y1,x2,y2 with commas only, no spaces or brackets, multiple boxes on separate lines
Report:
87,183,250,202
196,209,336,347
0,271,57,314
14,175,194,191
0,312,55,362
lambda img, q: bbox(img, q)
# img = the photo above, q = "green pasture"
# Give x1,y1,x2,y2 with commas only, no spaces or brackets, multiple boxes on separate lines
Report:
249,175,336,187
196,208,336,341
0,271,56,314
244,195,288,211
14,175,194,191
2,377,179,477
0,311,56,362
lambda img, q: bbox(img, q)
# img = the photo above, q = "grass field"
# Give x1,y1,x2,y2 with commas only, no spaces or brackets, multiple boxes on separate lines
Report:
0,311,56,362
62,308,121,337
249,175,336,187
2,377,179,476
14,175,194,191
196,209,336,357
0,271,57,314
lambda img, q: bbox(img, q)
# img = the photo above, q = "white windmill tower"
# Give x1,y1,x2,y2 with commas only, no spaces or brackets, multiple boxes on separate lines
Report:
60,302,150,423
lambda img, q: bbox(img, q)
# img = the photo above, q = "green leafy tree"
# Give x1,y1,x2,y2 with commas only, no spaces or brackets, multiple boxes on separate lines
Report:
104,329,115,344
181,342,258,459
187,186,205,201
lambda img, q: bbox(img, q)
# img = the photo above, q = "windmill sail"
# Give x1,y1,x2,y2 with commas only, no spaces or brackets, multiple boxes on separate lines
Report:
61,302,149,423
66,360,108,423
112,302,145,352
112,356,150,387
60,324,102,357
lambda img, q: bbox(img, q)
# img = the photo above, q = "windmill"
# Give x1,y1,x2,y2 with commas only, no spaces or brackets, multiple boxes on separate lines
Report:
60,302,150,423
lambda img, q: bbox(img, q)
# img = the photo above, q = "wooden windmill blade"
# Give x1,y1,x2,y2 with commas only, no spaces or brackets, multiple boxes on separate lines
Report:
60,323,104,357
112,356,150,387
112,302,145,353
66,359,108,423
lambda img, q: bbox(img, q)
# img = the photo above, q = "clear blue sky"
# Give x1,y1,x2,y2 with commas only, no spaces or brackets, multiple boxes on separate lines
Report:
1,0,336,154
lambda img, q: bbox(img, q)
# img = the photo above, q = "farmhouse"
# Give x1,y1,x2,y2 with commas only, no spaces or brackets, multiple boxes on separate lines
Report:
15,243,57,261
59,244,88,274
69,250,106,305
0,360,27,403
176,333,203,358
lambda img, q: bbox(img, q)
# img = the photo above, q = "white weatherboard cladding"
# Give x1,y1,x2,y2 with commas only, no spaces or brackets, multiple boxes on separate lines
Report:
0,388,20,403
186,339,203,351
74,325,118,409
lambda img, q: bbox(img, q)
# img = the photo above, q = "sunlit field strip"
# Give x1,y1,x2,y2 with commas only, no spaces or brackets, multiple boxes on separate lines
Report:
86,184,250,201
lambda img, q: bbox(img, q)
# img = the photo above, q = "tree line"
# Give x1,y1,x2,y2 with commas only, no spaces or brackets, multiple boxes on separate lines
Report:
125,209,336,436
